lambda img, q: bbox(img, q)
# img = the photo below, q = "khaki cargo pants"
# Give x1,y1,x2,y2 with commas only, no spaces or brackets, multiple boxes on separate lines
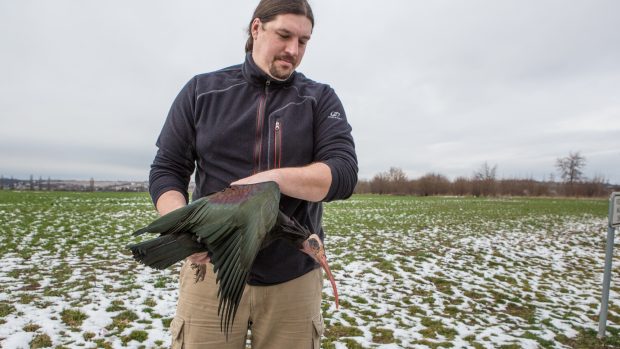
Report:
169,262,324,349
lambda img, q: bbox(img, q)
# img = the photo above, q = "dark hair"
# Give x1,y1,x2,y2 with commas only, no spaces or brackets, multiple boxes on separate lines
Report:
245,0,314,53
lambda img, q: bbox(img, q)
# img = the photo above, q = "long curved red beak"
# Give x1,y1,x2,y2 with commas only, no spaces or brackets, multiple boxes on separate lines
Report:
301,234,339,309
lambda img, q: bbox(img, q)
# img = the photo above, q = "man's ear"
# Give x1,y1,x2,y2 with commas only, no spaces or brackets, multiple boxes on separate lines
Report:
251,18,261,40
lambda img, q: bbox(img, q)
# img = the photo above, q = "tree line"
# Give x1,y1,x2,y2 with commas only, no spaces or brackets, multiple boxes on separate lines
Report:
355,152,615,197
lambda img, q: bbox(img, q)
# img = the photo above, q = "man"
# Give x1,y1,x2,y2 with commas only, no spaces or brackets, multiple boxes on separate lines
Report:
148,0,357,347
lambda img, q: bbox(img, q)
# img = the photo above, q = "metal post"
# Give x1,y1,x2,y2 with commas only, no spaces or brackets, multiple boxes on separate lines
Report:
599,192,619,338
599,226,615,338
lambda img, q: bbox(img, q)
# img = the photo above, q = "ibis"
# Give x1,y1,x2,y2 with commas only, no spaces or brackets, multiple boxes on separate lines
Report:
127,181,338,337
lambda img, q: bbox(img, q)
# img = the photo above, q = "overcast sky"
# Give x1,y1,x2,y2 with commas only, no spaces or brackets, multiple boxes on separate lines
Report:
1,0,619,184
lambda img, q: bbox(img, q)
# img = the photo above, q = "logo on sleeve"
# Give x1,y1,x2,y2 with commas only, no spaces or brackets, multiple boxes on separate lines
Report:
328,111,343,120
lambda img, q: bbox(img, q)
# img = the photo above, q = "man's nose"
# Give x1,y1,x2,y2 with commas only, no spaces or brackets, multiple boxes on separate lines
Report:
284,39,299,57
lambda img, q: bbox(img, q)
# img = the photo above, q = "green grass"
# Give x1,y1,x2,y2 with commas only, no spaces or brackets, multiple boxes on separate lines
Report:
0,302,16,317
105,300,126,312
124,329,148,343
23,323,41,332
82,331,96,341
107,310,139,331
370,327,395,343
143,298,157,307
60,308,88,328
0,191,617,348
29,333,52,348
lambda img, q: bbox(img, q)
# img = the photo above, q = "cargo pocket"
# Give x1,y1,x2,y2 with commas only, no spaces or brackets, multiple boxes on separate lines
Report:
312,313,324,349
169,317,185,349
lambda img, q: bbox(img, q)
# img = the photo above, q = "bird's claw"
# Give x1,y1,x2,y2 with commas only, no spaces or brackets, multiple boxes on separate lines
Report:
191,263,207,283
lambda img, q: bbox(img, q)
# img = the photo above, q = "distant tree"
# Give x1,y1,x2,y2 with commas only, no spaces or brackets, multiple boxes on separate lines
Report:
556,151,586,184
361,167,609,198
386,167,409,194
370,172,389,194
580,174,607,197
452,176,471,196
417,173,450,196
473,162,497,181
30,174,34,191
498,178,549,197
472,162,498,196
370,167,410,194
90,177,95,192
354,179,371,194
384,167,407,182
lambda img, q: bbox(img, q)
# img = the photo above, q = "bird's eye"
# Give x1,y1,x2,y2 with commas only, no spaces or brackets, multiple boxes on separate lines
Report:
309,238,320,250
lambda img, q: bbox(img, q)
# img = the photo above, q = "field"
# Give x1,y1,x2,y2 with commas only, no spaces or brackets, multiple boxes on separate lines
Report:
0,191,619,349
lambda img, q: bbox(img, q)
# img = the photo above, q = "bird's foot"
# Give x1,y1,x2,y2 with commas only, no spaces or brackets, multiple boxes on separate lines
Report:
191,263,207,283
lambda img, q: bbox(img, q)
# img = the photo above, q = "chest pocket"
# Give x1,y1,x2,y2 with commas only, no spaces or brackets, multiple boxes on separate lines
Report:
269,104,314,169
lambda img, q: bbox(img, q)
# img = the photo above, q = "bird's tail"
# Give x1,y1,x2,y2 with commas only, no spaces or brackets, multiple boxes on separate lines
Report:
127,233,204,270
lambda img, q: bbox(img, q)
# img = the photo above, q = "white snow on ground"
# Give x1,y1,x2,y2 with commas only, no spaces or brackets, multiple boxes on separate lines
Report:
0,193,618,348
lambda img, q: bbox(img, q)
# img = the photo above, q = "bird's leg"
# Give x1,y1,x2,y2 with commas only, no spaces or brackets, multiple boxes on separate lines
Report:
187,252,211,283
300,234,339,309
191,263,207,283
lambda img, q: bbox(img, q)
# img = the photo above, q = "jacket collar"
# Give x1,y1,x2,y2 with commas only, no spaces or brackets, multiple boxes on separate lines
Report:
242,52,296,87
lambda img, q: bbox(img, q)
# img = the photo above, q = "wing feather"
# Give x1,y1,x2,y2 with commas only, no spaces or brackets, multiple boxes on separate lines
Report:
134,198,208,236
128,182,282,339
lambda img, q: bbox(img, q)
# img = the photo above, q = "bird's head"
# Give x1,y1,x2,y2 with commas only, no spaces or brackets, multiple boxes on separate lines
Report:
300,234,339,309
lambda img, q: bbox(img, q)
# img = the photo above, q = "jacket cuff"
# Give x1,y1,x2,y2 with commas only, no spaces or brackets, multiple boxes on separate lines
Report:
322,158,358,202
149,182,189,208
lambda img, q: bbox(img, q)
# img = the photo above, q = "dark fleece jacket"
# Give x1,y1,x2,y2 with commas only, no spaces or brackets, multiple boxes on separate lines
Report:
149,53,358,285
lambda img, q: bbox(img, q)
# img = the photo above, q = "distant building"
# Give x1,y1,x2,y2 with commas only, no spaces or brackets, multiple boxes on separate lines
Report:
0,178,150,192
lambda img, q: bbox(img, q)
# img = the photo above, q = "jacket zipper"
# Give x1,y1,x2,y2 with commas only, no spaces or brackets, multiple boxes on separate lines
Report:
274,120,282,169
253,80,270,174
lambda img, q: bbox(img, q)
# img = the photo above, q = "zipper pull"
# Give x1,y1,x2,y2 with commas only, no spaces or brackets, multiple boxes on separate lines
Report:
275,121,280,131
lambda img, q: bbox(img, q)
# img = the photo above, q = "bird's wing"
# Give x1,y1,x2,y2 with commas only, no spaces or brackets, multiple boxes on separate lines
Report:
128,198,211,269
133,198,209,236
129,182,281,338
128,231,205,269
191,182,280,335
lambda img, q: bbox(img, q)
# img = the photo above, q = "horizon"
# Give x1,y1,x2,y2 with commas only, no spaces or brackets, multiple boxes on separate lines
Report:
1,172,618,186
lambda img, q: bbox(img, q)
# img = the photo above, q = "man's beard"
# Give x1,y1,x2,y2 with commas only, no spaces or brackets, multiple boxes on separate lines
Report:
269,55,296,80
269,66,293,80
